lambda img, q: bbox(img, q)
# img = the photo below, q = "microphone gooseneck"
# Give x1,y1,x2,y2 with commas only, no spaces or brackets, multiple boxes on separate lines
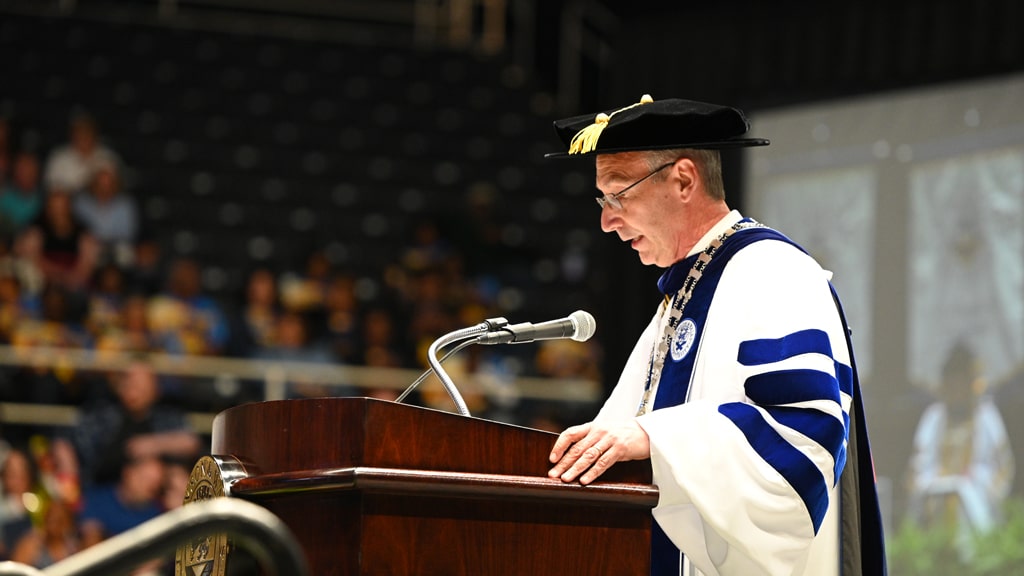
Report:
423,317,508,417
395,311,597,417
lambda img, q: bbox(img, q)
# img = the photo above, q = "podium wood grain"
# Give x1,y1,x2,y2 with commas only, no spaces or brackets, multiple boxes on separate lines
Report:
212,397,657,575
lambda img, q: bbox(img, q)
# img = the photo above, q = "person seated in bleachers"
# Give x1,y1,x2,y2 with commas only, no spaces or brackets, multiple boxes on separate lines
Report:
78,454,163,548
8,283,93,406
67,358,200,488
10,282,90,348
278,249,332,316
124,232,164,297
8,498,79,568
93,293,157,355
225,267,280,359
255,310,341,398
0,227,45,298
406,267,460,360
148,257,228,355
0,449,36,560
358,306,407,370
0,260,42,345
401,217,455,274
0,151,43,235
84,263,128,343
316,273,360,364
43,113,121,195
354,306,417,402
72,163,138,267
159,456,191,513
260,311,335,387
22,189,99,292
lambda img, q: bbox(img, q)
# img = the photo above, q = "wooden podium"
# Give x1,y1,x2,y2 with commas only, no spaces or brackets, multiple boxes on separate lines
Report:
207,397,658,575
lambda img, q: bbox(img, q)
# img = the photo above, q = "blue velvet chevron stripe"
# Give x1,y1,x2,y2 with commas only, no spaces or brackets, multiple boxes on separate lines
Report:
738,328,832,366
719,402,830,532
744,369,840,405
723,329,852,532
766,406,848,487
835,360,853,396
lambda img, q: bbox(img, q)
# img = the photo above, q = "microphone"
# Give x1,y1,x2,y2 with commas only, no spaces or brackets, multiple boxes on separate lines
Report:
477,310,596,345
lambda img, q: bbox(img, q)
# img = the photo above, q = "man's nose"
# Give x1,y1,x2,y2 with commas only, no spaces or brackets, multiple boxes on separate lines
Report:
600,206,619,233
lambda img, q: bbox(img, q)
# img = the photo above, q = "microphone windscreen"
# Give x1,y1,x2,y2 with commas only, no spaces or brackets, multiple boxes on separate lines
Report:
569,310,597,342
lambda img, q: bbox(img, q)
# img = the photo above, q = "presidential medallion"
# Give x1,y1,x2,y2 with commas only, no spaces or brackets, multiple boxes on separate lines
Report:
671,318,697,362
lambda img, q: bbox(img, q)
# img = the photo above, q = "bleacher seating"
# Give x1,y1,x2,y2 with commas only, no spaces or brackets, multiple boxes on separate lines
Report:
0,10,599,320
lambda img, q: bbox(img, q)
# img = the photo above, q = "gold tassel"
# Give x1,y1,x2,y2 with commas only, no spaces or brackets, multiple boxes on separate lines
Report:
568,94,654,155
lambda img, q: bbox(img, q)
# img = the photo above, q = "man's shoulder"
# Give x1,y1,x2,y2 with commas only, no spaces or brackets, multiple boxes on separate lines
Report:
731,232,818,269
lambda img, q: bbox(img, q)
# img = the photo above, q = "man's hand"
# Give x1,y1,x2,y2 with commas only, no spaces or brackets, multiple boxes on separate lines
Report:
548,420,651,485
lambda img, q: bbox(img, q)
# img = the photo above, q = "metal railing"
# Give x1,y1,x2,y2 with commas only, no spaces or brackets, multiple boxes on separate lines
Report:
0,499,309,576
0,345,601,431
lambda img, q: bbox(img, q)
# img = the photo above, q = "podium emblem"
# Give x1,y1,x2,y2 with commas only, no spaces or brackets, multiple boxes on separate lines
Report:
175,456,232,576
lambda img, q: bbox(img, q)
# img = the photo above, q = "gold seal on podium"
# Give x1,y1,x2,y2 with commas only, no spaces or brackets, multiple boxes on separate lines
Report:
175,456,233,576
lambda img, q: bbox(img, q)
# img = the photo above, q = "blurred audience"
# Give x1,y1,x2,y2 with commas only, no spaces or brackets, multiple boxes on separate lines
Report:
0,449,37,558
148,257,228,355
0,226,45,300
279,249,331,314
9,498,79,568
94,294,157,355
72,163,138,267
0,263,40,344
255,310,343,398
23,189,99,291
160,457,191,513
225,267,280,358
0,151,43,235
357,307,407,369
68,359,200,487
43,113,121,194
78,454,163,546
8,284,92,405
0,75,602,572
85,263,128,341
316,273,360,364
124,232,163,297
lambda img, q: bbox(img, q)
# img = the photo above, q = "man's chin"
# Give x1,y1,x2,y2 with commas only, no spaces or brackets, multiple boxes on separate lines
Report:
635,251,656,266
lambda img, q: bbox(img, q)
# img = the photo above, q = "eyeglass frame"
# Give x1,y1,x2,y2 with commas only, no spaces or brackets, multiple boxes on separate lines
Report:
595,161,675,210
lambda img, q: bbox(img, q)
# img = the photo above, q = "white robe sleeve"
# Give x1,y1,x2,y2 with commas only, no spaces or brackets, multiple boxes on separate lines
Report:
616,240,850,576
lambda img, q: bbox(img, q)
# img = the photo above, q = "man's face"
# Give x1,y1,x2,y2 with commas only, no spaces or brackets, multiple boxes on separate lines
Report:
70,121,98,154
596,153,684,267
116,363,160,415
12,154,38,191
122,456,164,502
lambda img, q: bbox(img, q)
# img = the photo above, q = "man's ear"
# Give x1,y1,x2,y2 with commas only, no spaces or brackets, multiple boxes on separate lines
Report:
673,158,699,202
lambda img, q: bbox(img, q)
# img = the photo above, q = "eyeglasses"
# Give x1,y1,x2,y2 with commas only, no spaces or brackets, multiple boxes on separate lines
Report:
595,162,674,210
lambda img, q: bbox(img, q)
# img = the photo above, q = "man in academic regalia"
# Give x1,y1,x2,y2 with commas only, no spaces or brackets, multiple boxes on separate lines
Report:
545,95,887,576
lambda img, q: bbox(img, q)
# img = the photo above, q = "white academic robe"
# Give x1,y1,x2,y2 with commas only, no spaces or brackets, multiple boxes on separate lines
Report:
596,212,849,576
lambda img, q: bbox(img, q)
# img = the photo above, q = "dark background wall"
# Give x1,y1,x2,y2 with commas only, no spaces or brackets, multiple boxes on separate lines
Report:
536,0,1024,396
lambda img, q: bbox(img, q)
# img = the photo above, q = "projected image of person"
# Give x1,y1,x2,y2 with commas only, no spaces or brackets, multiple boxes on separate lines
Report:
906,341,1015,556
544,95,886,576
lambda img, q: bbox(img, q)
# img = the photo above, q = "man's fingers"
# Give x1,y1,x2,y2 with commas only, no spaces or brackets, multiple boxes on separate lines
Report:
560,442,604,482
549,423,591,463
548,431,599,480
548,421,651,484
580,443,624,485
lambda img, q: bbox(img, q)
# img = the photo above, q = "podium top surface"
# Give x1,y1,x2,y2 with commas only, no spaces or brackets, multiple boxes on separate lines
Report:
212,397,652,485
